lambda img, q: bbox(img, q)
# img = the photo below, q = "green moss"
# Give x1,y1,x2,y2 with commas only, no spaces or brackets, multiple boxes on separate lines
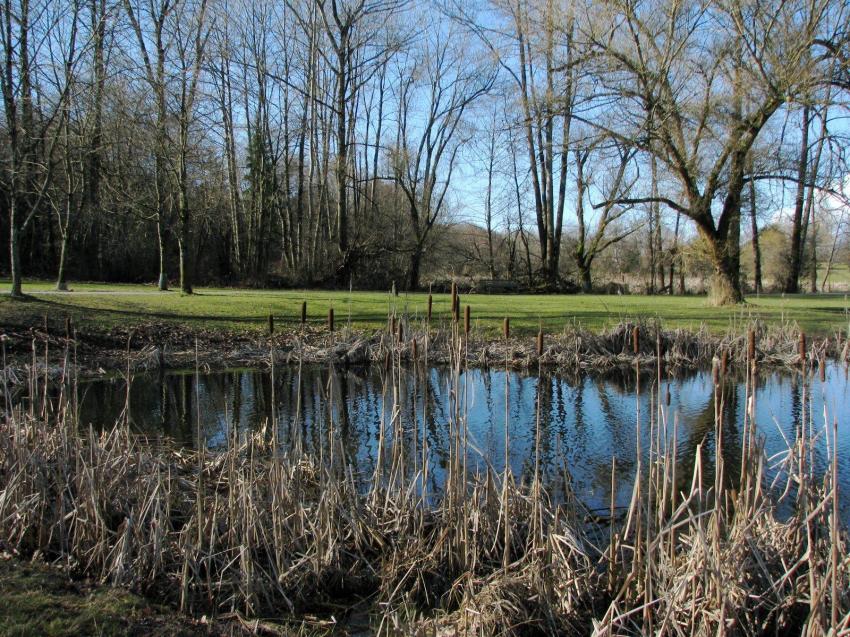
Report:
0,558,331,636
0,558,198,636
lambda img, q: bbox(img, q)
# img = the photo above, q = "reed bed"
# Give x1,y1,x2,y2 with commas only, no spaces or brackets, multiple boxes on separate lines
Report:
2,316,846,382
0,328,848,636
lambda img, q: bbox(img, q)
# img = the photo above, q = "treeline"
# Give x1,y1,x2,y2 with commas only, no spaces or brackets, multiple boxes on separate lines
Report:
1,0,848,303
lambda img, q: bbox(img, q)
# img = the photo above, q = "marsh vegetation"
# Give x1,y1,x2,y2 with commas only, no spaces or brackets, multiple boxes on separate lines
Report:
1,323,848,635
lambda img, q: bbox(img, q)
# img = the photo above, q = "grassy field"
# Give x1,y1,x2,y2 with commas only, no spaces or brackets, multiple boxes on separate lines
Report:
821,263,850,291
1,279,849,337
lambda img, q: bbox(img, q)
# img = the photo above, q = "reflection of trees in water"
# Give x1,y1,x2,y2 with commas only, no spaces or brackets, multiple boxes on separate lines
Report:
674,380,742,495
587,378,636,506
75,365,808,503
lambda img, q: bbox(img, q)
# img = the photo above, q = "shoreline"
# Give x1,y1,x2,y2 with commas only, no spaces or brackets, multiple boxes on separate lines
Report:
1,319,843,381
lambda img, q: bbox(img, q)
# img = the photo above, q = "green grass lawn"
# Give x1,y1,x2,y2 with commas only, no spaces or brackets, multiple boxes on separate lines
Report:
1,279,848,337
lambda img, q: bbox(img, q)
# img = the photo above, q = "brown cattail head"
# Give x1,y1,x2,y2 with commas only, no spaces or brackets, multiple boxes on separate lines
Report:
397,320,404,343
412,338,418,360
454,294,461,323
721,350,728,377
268,313,275,335
464,305,471,335
391,315,396,336
427,294,433,323
799,332,807,363
747,329,756,362
632,326,639,355
536,327,544,357
301,301,307,325
655,329,665,375
665,385,671,406
328,307,335,333
43,315,49,334
65,317,72,340
503,317,510,340
450,282,458,321
819,358,826,382
712,358,720,385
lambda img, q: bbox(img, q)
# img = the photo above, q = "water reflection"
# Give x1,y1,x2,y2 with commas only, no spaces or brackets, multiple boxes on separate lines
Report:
57,363,850,520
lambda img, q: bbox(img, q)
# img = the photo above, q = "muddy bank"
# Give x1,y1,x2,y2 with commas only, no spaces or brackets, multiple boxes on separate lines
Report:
0,319,843,382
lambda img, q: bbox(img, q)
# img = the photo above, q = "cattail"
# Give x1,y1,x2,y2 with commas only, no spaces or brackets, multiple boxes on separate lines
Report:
503,317,510,340
412,338,418,360
748,329,756,365
665,385,671,406
397,320,403,343
43,315,49,335
799,332,807,363
65,317,72,340
536,327,544,357
632,326,639,354
427,294,433,323
391,315,396,336
464,305,471,335
328,307,335,333
450,282,458,321
721,350,728,377
301,301,307,325
712,358,720,385
656,328,664,368
268,313,275,335
819,358,826,382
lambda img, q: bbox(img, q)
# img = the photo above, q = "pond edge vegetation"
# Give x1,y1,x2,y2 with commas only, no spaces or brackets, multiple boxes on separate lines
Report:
1,306,848,382
0,321,848,635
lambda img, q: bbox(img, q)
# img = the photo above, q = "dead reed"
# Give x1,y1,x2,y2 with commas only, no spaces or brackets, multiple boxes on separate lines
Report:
0,331,847,635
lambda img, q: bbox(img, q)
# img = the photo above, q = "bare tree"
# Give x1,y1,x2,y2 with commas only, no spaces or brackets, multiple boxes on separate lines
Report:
392,24,494,290
312,0,404,284
2,0,81,296
574,136,639,291
583,0,847,304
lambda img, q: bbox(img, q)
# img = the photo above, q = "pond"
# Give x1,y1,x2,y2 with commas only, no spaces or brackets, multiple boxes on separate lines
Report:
28,362,850,520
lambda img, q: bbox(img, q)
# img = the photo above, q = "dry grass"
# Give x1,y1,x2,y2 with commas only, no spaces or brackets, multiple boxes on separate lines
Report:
0,328,848,635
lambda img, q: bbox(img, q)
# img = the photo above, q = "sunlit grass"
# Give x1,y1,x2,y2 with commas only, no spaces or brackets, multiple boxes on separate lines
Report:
1,279,848,336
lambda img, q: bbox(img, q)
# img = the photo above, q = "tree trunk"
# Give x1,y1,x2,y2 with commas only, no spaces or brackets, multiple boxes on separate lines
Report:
783,105,810,293
704,223,743,304
10,206,23,298
707,151,745,305
178,238,192,294
803,104,830,294
55,182,71,292
748,173,762,293
669,211,681,294
649,155,658,293
408,244,423,291
56,233,69,291
708,254,743,305
808,216,817,293
334,44,350,286
177,165,193,294
579,262,592,293
157,218,168,290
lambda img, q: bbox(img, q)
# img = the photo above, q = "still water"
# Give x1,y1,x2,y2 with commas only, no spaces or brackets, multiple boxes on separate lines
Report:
68,363,850,519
